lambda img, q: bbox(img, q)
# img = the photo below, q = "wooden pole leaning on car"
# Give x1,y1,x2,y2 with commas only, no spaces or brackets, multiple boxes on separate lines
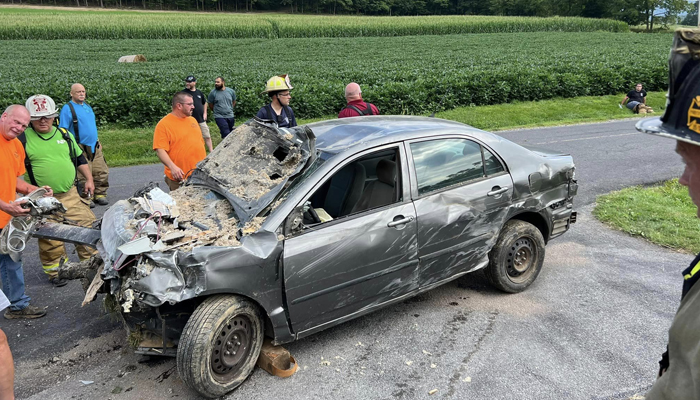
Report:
256,339,299,378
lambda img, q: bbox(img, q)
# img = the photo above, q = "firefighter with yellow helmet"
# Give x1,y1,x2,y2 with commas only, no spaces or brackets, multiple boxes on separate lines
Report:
256,75,297,128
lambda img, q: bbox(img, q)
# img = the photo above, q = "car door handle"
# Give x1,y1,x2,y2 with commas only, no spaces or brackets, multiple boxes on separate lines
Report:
387,216,414,227
487,186,509,196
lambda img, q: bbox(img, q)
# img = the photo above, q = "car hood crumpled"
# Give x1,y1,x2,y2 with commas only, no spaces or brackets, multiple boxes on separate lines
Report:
188,119,316,226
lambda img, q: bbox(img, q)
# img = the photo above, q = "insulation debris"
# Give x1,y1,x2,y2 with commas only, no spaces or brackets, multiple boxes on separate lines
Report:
196,123,305,203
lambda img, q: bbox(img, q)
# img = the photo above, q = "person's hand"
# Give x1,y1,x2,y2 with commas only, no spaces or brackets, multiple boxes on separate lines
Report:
171,166,185,181
1,199,30,217
84,180,95,198
41,186,53,197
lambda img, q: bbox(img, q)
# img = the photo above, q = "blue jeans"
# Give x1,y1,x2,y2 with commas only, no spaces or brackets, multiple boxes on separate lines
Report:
215,117,235,139
0,254,30,311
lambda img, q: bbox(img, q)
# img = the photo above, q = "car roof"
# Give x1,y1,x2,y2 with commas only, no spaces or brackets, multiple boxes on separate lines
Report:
306,116,499,154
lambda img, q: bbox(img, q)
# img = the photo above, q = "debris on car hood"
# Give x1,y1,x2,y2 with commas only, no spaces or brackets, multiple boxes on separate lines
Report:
189,118,316,226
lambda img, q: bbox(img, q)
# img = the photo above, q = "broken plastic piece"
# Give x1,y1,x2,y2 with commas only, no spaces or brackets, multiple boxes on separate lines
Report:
118,237,154,255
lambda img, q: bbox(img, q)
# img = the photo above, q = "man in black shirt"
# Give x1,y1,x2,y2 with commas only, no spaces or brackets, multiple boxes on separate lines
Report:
181,75,213,152
621,83,653,114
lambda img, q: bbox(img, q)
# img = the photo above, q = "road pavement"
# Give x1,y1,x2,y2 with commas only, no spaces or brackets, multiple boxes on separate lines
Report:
1,118,688,399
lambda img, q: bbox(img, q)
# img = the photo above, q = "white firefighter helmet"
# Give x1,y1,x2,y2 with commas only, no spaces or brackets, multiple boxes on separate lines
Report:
25,94,59,120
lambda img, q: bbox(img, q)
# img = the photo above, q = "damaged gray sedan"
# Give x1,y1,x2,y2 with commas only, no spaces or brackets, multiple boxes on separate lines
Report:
49,116,577,398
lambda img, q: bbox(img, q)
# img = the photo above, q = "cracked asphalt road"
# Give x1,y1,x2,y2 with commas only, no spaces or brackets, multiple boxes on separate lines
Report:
1,118,688,399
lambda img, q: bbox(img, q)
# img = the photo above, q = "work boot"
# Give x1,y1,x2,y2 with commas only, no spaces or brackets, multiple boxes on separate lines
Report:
94,196,108,206
49,276,68,287
89,200,96,209
4,305,47,320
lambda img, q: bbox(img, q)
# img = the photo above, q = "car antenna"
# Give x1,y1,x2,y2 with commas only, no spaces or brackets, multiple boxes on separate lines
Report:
429,86,450,118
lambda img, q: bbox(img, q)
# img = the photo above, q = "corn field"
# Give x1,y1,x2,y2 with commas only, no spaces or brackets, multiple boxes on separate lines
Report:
0,31,669,127
0,8,628,39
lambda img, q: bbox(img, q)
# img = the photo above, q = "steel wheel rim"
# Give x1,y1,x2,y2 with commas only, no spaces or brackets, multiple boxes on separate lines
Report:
506,237,536,283
211,315,252,381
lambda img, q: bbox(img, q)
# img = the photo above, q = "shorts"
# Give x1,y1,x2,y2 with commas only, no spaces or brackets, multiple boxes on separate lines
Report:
626,101,641,110
199,122,211,139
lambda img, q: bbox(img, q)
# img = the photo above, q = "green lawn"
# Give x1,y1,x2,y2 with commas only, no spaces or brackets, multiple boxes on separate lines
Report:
593,180,700,254
102,91,666,167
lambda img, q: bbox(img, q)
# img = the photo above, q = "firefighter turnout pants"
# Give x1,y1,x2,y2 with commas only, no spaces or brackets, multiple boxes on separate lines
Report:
38,186,97,277
77,142,109,198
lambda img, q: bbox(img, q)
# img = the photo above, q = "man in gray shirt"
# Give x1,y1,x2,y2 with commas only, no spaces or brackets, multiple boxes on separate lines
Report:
207,76,237,139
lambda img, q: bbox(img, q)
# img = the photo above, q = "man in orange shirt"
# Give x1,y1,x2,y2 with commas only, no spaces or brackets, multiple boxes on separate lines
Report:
153,92,207,191
0,105,50,322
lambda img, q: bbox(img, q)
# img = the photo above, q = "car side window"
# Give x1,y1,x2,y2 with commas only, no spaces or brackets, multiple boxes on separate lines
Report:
483,148,505,176
301,147,401,228
410,138,487,195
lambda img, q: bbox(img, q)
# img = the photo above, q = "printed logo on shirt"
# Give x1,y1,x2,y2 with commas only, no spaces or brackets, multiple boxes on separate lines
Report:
57,139,66,145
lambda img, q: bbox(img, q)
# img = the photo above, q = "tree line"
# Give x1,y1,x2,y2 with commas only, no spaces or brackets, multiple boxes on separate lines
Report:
4,0,697,30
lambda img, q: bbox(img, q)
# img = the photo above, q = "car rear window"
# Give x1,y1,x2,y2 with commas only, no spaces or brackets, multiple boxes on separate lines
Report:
410,138,485,195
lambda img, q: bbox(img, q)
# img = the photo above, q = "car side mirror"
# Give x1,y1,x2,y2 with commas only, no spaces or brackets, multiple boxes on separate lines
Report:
284,206,304,236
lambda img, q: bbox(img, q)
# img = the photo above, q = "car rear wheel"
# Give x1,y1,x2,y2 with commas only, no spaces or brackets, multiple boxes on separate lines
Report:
485,220,546,293
177,295,263,399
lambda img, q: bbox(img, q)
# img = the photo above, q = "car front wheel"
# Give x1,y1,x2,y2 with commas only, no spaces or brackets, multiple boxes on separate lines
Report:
177,295,263,399
486,220,546,293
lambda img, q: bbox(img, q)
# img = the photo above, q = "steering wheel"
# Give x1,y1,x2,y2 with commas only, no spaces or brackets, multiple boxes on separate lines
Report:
308,207,321,224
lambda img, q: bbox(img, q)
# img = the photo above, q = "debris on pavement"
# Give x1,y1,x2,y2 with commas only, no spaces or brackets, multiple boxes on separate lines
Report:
428,389,438,395
256,339,298,378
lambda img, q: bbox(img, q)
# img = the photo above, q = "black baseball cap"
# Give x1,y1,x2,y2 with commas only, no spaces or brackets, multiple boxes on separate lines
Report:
185,75,196,82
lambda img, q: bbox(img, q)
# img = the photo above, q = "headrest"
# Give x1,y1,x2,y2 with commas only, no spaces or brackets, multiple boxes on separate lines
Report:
376,159,395,186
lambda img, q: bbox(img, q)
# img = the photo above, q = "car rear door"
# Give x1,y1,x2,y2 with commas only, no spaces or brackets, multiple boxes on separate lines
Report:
407,137,513,288
283,144,419,336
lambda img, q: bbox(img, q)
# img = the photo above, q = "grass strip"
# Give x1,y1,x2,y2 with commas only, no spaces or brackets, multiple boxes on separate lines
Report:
593,179,700,254
102,91,667,167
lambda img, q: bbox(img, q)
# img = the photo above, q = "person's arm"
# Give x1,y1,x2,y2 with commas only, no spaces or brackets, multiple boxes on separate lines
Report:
58,105,72,131
155,148,184,181
207,92,215,112
0,198,29,218
643,96,647,105
77,164,95,197
621,96,628,105
232,100,237,109
203,102,208,121
15,177,52,197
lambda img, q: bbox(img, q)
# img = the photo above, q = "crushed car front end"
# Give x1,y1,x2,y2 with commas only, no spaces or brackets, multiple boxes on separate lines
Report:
93,120,316,355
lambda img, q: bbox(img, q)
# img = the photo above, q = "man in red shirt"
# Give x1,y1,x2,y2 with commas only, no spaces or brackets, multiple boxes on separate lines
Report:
338,82,380,118
153,92,207,191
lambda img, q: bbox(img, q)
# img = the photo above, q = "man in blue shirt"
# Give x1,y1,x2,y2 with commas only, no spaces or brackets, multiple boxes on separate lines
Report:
59,83,110,207
207,76,237,140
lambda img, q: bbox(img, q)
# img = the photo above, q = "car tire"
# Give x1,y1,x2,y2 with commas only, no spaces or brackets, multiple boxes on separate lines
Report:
485,220,546,293
177,295,263,399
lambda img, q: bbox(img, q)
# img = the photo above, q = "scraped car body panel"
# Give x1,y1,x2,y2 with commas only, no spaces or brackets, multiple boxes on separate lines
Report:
95,116,576,348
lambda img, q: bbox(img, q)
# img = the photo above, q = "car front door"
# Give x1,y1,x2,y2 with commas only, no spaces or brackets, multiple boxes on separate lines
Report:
283,144,419,336
407,137,513,288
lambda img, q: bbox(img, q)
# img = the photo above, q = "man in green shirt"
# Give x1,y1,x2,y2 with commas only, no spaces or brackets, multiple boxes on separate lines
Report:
22,94,96,287
207,76,237,139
